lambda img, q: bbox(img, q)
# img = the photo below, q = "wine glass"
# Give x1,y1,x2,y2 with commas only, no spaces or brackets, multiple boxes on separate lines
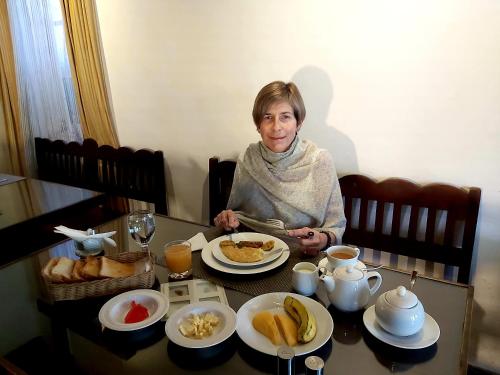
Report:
128,210,156,254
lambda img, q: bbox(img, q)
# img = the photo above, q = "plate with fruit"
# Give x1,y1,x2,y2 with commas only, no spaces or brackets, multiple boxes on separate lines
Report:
236,292,333,356
99,289,169,332
165,301,237,348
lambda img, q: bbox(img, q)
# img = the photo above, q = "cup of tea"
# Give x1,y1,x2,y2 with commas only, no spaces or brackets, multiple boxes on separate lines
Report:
292,262,320,296
164,240,192,279
325,245,360,270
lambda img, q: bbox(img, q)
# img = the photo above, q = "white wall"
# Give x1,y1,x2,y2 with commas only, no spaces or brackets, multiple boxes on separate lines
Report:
96,0,500,371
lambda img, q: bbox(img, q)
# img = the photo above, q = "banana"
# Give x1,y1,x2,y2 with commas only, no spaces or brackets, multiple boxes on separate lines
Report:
283,296,317,343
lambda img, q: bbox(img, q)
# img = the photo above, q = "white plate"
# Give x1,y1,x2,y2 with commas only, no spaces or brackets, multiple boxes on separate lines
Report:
211,232,285,267
98,289,169,332
202,233,290,275
236,292,333,356
165,301,237,348
318,257,365,273
363,305,440,349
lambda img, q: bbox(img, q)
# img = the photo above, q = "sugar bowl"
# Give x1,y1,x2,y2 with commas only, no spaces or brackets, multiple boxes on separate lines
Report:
374,285,425,336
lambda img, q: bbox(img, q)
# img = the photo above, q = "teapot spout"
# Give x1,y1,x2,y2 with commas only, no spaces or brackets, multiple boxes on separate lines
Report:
320,274,336,293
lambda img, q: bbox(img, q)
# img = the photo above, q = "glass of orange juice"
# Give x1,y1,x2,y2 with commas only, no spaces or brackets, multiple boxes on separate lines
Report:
164,240,192,279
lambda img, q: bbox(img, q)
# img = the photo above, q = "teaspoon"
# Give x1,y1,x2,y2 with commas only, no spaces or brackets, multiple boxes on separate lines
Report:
409,270,418,291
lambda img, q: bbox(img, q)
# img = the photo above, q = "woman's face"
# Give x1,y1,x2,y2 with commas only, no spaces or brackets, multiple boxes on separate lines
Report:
258,101,300,153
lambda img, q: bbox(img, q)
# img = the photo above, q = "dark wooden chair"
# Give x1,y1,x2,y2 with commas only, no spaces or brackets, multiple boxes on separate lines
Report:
35,137,97,190
35,137,168,215
95,144,168,215
208,157,236,225
339,174,481,284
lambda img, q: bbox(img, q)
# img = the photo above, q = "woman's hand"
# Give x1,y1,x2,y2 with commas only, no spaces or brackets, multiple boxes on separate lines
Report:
287,227,329,256
214,210,240,231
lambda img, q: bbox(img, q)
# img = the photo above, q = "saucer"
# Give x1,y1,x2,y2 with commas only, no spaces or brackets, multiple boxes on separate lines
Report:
362,305,440,349
318,257,365,273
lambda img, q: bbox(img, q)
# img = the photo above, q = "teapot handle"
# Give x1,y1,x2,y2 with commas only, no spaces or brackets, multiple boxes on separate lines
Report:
366,271,383,296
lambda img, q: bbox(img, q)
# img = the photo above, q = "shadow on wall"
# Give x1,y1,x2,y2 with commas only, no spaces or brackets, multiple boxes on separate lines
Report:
292,66,359,176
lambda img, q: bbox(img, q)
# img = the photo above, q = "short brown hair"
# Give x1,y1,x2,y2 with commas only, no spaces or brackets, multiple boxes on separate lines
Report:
252,81,306,127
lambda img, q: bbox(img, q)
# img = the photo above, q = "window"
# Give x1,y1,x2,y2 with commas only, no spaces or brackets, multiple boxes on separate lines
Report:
7,0,82,174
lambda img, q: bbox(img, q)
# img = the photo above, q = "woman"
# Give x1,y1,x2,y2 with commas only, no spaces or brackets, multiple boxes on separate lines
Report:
214,81,346,255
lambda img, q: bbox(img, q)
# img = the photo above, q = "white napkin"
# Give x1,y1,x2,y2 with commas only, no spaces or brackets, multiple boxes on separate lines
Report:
54,225,117,247
188,232,208,252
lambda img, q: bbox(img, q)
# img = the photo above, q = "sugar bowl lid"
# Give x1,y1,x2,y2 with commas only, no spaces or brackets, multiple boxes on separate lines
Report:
385,286,419,309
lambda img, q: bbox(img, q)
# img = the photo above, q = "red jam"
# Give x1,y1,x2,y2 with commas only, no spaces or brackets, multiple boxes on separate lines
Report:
124,301,149,324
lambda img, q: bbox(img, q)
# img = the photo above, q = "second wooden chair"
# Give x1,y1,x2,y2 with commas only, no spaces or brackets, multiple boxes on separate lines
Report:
339,174,481,284
35,137,168,215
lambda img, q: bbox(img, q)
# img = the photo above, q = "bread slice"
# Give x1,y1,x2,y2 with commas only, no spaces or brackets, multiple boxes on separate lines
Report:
42,258,59,281
82,256,101,280
71,259,86,281
252,311,282,345
50,257,75,283
99,257,135,278
274,313,298,346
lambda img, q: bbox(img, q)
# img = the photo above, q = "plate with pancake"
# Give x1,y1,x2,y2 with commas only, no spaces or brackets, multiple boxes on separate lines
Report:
202,233,290,274
211,232,285,267
236,292,333,356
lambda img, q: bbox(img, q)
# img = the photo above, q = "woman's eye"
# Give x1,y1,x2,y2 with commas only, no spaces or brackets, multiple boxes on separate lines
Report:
263,115,272,121
280,115,292,121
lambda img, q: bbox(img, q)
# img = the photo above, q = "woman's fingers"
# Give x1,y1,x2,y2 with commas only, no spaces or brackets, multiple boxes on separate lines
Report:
214,210,239,231
287,227,323,255
228,214,239,228
288,228,319,244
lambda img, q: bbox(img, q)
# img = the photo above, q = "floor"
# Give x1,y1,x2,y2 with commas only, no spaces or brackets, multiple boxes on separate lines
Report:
4,337,82,375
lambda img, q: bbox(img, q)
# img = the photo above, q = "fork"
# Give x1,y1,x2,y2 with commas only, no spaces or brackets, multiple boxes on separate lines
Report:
266,219,313,238
229,227,238,241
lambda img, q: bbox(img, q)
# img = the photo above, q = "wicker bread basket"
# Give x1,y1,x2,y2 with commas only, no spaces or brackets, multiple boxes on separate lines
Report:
44,252,155,301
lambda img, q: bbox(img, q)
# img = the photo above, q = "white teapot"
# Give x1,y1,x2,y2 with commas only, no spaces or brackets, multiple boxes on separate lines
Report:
320,265,382,312
374,285,425,336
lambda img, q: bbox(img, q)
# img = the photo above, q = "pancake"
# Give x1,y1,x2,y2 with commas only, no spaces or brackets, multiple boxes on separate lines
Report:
219,243,264,263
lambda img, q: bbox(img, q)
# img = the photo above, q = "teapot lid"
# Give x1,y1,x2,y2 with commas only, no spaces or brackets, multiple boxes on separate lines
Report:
333,265,363,281
386,286,418,309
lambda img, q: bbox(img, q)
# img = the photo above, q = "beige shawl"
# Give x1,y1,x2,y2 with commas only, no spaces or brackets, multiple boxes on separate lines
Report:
227,137,346,245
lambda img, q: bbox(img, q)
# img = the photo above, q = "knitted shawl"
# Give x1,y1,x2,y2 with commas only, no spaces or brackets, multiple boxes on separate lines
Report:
227,136,346,245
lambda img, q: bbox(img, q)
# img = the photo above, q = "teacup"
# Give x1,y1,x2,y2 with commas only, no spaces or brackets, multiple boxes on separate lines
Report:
325,245,360,270
292,262,319,296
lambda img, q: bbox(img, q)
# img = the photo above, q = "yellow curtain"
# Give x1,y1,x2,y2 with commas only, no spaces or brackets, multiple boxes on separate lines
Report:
0,1,26,176
60,0,119,147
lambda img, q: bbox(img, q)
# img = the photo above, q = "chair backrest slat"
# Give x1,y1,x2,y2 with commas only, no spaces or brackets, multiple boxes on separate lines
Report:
391,203,402,239
407,206,419,241
425,207,437,244
374,200,384,235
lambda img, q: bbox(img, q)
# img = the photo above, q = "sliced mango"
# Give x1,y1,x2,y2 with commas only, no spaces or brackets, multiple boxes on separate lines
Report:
274,313,298,346
252,311,282,345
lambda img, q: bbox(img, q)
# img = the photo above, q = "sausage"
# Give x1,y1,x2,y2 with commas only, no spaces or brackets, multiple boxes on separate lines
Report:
236,241,263,248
